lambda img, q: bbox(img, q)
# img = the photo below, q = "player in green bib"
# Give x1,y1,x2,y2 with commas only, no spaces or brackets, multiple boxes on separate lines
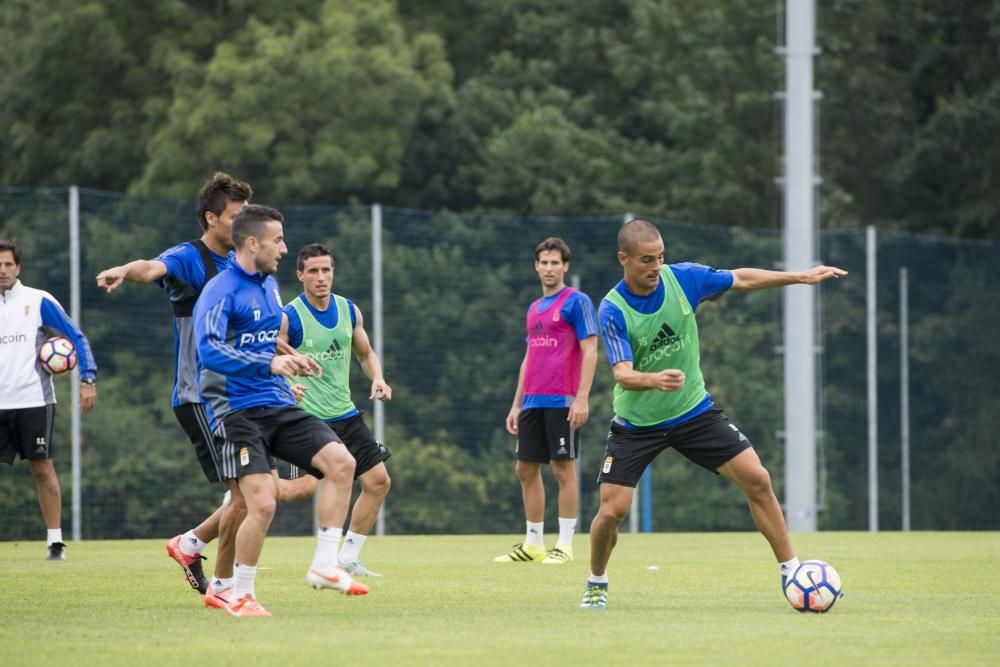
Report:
579,219,847,610
282,243,392,577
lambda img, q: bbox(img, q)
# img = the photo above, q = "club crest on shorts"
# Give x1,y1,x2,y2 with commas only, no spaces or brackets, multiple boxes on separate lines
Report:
240,447,250,466
602,456,613,474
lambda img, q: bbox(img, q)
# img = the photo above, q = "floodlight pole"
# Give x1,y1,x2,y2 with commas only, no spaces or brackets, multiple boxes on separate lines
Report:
781,0,819,531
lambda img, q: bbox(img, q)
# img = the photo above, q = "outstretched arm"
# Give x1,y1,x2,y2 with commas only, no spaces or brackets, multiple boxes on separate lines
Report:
729,265,847,291
96,259,168,293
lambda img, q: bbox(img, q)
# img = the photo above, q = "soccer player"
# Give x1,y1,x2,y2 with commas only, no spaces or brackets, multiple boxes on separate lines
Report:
496,238,598,565
95,173,315,607
579,219,847,610
0,239,98,560
282,243,392,577
194,205,367,617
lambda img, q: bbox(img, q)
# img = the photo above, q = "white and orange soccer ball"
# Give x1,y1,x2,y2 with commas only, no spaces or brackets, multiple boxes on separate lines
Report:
38,336,77,374
784,559,843,613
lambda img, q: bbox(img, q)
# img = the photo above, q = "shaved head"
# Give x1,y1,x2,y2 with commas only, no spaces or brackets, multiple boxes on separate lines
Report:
618,219,661,254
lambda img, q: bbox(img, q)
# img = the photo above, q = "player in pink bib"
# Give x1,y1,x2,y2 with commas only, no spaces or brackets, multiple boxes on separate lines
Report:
496,238,598,565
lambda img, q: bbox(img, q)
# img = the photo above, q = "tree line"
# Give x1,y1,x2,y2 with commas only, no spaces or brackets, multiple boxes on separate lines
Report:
2,0,997,237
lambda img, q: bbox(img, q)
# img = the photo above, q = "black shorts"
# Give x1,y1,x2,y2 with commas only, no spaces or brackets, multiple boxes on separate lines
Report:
327,413,390,479
174,403,223,483
517,407,580,463
597,407,752,487
0,405,55,465
213,406,343,481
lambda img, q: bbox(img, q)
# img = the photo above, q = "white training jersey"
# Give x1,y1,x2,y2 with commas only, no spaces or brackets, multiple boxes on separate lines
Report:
0,280,97,409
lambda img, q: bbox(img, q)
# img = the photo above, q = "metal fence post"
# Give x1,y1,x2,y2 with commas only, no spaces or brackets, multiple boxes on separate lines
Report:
866,225,878,531
69,185,82,541
372,204,385,537
900,267,910,531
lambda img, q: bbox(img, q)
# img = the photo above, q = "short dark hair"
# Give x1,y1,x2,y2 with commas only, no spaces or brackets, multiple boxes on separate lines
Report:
195,172,253,231
618,219,661,253
232,205,284,249
296,243,333,272
0,239,21,265
534,237,571,263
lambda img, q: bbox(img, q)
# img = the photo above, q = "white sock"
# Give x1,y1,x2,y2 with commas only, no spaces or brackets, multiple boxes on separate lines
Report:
47,529,63,546
181,530,206,556
338,531,367,563
779,557,801,578
233,563,257,600
310,526,342,571
588,570,609,584
557,517,576,546
525,521,544,546
210,576,234,592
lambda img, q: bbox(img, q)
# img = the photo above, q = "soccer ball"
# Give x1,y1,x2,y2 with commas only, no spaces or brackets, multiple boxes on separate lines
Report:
784,560,843,613
38,336,77,374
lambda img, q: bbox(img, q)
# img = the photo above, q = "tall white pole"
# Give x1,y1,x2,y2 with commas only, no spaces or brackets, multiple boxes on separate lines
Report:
69,186,82,541
372,204,386,536
899,267,910,531
782,0,818,531
866,225,878,531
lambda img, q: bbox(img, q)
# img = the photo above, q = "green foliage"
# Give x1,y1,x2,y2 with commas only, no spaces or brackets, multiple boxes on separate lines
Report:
821,0,1000,238
137,0,452,203
3,0,998,236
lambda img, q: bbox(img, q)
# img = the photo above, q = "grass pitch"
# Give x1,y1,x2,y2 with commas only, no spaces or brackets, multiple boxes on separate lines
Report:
2,532,998,666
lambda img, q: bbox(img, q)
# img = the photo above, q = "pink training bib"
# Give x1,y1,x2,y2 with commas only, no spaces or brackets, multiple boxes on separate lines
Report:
523,287,582,397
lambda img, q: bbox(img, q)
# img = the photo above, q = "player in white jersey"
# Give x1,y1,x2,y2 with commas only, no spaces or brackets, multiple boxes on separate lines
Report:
0,239,98,560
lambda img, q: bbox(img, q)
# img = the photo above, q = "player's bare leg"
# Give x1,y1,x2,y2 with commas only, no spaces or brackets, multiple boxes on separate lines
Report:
495,461,547,562
226,472,278,616
339,463,390,576
516,460,545,523
581,482,631,609
276,471,317,503
190,503,223,544
717,448,794,562
29,459,65,560
545,459,578,563
306,442,367,595
348,463,390,534
588,482,631,576
551,459,578,520
201,481,246,608
215,481,245,577
233,473,277,566
28,459,61,531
